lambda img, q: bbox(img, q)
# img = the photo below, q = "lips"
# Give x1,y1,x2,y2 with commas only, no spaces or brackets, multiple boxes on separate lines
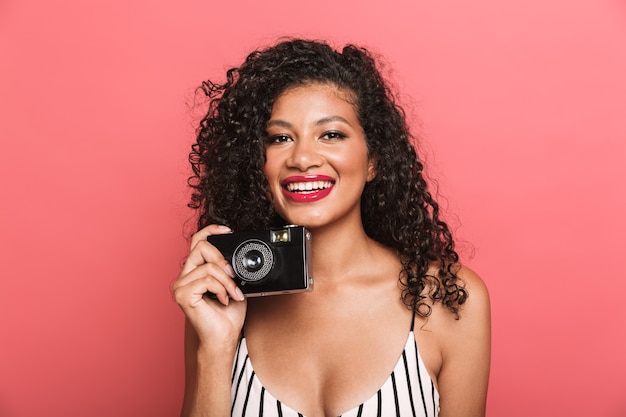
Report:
281,175,335,202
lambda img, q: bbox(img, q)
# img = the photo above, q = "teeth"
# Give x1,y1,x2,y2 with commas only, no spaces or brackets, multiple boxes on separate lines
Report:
286,181,333,192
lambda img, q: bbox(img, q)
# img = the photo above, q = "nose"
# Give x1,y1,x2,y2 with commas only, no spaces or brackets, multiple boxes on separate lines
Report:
287,138,323,171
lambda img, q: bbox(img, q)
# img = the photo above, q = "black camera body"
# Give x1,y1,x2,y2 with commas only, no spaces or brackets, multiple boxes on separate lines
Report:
207,226,313,297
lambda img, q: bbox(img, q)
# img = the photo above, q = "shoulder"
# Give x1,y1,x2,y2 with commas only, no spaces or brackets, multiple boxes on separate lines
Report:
434,264,490,334
425,265,491,415
419,264,491,357
423,263,490,321
456,265,490,318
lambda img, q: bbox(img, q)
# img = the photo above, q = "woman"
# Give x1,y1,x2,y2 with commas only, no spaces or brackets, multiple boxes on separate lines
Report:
173,39,490,417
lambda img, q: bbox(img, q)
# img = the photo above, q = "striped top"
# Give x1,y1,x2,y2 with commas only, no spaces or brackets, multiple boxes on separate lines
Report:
230,330,439,417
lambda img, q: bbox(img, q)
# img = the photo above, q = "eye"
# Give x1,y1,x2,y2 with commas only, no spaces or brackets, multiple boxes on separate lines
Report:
320,131,347,140
267,134,293,144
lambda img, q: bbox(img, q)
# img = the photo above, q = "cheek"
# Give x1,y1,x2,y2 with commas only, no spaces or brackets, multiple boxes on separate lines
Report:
261,162,279,201
262,155,273,181
262,165,276,189
339,149,371,175
263,149,278,176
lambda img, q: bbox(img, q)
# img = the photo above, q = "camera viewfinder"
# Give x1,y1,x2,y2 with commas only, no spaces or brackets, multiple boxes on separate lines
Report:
271,228,290,243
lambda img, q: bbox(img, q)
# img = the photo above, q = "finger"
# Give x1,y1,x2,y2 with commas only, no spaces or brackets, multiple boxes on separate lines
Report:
190,224,232,249
176,260,232,290
174,274,232,307
181,240,229,276
175,261,244,303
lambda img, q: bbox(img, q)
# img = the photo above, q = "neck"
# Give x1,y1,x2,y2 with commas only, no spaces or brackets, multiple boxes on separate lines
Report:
307,222,385,284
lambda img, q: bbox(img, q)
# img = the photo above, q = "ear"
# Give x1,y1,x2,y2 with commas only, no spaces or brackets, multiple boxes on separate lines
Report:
366,155,378,182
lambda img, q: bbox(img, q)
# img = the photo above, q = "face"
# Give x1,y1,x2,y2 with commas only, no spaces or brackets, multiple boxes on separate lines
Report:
263,83,376,231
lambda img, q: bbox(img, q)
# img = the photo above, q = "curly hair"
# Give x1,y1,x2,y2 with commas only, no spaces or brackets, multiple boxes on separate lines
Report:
188,38,467,317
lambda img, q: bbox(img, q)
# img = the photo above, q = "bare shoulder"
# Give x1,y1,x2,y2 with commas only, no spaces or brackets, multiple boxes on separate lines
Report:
428,265,491,416
456,265,490,320
429,264,491,342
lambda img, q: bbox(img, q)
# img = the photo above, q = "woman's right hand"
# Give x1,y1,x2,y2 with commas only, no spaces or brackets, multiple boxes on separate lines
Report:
173,224,247,349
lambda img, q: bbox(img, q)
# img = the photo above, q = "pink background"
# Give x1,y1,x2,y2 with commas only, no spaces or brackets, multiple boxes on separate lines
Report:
1,0,625,416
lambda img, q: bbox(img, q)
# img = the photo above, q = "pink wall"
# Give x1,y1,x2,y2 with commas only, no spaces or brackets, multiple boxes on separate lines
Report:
1,0,625,416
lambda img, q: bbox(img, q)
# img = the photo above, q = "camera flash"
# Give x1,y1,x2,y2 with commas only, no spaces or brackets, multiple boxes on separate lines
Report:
270,229,290,243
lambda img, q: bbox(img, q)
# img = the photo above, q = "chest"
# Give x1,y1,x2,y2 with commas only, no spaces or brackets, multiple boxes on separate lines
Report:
242,295,419,416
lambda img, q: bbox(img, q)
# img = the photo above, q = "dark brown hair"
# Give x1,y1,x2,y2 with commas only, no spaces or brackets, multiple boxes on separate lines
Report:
188,39,466,316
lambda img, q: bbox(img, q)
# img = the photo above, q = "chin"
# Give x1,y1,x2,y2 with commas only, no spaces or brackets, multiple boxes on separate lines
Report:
278,213,328,230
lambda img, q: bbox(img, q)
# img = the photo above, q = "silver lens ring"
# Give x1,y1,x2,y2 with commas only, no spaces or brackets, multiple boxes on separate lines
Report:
233,240,274,282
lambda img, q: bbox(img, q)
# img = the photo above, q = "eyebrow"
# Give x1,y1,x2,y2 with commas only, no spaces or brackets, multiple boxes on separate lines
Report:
266,115,353,129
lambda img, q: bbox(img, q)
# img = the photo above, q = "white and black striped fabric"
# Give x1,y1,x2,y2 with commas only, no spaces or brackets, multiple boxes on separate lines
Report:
230,331,439,417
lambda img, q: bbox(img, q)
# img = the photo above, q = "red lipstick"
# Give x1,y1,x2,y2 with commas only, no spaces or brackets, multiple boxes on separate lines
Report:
281,175,335,203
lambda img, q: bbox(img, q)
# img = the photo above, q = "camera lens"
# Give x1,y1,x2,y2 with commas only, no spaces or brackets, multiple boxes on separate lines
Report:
243,250,264,272
233,240,274,283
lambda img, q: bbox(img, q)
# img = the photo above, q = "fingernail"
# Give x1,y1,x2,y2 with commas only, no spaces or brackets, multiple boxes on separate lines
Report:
235,287,245,301
218,225,232,232
224,263,235,277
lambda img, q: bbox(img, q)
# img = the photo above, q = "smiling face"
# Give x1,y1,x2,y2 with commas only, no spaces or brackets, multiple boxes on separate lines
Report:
263,83,376,231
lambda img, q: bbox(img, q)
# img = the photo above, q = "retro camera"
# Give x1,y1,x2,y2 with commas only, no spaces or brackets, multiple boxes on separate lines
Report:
207,226,313,297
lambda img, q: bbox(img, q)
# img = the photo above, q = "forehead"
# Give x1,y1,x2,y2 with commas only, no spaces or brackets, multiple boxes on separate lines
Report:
271,83,358,116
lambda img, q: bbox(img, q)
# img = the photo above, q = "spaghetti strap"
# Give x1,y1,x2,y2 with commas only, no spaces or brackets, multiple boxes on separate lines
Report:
230,305,440,416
